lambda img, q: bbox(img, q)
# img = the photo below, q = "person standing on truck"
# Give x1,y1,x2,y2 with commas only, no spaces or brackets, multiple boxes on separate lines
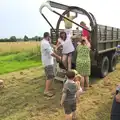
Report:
41,32,61,97
80,21,91,48
76,39,91,91
56,31,74,70
63,12,78,37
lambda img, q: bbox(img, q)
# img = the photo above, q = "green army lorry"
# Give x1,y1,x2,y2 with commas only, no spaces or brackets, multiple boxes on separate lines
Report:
40,1,120,78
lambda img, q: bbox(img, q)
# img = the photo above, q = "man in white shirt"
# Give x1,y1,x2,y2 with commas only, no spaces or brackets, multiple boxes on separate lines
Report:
41,32,61,97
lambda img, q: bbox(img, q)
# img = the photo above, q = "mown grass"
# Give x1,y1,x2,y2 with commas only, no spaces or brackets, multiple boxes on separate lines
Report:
0,52,41,75
0,64,120,120
0,41,120,120
0,41,41,74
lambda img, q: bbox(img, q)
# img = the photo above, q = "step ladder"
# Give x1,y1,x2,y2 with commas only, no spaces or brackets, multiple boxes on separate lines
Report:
54,58,67,83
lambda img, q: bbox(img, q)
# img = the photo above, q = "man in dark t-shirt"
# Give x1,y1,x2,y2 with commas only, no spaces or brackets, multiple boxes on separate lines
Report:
111,85,120,120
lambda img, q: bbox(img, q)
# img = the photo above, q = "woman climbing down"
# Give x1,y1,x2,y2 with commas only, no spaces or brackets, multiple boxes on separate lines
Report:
56,31,75,70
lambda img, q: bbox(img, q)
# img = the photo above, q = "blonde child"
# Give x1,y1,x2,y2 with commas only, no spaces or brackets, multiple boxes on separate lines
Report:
74,74,84,96
72,70,84,96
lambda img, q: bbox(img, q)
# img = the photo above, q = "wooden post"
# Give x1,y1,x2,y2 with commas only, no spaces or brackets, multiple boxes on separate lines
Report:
112,27,113,39
105,26,107,40
117,28,119,39
100,27,101,40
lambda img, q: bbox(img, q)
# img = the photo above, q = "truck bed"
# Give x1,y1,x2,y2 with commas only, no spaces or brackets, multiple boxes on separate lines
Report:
97,24,120,53
50,24,120,54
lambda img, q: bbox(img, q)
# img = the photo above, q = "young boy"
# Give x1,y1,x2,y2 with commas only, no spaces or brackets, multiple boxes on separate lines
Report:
60,70,79,120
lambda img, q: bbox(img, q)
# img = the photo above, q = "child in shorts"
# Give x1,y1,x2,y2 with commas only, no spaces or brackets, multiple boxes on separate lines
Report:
60,70,79,120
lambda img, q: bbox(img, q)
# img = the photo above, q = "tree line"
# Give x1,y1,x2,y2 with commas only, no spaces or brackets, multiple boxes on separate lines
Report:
0,35,42,42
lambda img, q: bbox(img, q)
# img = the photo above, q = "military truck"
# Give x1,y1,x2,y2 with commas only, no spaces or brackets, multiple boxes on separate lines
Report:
40,1,120,78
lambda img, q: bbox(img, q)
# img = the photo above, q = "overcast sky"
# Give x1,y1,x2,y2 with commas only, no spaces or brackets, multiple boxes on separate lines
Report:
0,0,120,38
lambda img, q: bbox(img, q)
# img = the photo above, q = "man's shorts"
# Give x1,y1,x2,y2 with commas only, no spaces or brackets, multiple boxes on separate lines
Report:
63,101,76,114
44,65,54,80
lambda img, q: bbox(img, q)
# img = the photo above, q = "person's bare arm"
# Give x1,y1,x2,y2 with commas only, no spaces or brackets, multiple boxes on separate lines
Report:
56,44,62,50
56,41,62,49
76,84,80,103
55,41,62,52
72,12,78,19
76,91,80,103
60,93,67,106
45,45,61,60
51,52,61,61
60,84,67,106
51,44,56,49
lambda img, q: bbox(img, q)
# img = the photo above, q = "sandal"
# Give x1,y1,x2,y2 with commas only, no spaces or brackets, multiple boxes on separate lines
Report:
72,117,77,120
49,88,56,91
44,91,54,97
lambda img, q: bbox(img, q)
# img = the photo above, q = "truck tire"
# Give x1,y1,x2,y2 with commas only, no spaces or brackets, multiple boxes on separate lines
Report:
100,56,109,78
109,54,117,72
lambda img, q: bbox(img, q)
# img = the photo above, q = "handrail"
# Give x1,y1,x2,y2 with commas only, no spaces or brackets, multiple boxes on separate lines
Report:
39,1,53,14
39,1,93,32
39,1,56,32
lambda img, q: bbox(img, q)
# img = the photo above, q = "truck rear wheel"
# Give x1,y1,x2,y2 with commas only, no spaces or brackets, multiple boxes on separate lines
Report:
109,54,117,72
99,56,109,78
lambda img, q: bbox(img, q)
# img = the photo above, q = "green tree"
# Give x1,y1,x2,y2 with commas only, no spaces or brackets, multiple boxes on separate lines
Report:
10,36,17,42
24,35,29,41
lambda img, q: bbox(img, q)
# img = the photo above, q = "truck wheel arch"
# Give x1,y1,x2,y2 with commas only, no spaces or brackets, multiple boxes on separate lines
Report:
109,53,117,72
98,56,109,78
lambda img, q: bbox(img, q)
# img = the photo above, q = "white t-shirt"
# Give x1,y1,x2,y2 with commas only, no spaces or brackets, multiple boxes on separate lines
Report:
58,37,75,54
41,39,54,67
64,28,73,37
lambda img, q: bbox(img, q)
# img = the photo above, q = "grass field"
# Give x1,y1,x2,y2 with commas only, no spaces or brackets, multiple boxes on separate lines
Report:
0,42,41,74
0,41,40,55
0,41,120,120
0,64,120,120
